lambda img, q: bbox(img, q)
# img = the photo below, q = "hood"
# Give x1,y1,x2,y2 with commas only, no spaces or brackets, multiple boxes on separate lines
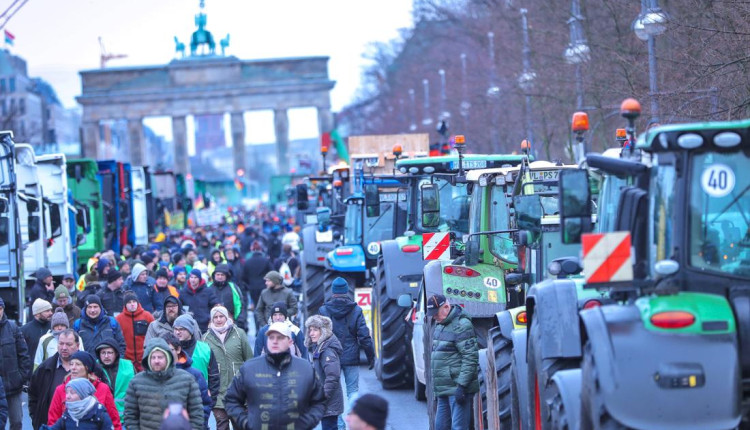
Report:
130,264,148,282
212,263,232,281
175,350,193,369
36,267,53,280
304,315,335,348
142,337,175,371
159,295,184,324
324,295,357,319
95,338,121,362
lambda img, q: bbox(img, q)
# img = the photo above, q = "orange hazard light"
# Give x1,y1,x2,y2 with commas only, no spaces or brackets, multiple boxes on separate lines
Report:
571,112,589,132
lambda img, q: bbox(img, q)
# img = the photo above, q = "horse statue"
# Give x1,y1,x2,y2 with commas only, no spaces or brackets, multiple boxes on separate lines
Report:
190,12,215,55
174,36,186,58
220,34,230,56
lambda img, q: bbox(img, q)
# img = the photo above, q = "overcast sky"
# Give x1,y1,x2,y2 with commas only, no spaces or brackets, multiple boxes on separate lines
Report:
6,0,413,142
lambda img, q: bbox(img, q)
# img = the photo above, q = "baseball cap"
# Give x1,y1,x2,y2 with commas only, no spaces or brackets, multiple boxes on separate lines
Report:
426,294,447,317
266,321,292,338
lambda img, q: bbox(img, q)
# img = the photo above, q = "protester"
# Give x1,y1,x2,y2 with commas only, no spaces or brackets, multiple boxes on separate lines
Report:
203,306,253,430
98,270,125,316
61,273,78,302
76,271,101,309
124,338,204,430
55,285,82,326
240,241,274,308
162,333,212,429
173,314,220,408
43,378,113,430
116,291,155,372
169,266,188,291
0,297,30,430
224,322,325,429
145,295,185,344
73,295,126,356
21,298,53,364
179,269,220,333
35,308,83,369
95,338,134,417
29,329,80,430
154,268,179,306
207,249,225,276
346,394,389,430
208,264,246,330
254,301,306,358
127,263,161,313
254,270,297,328
305,315,344,430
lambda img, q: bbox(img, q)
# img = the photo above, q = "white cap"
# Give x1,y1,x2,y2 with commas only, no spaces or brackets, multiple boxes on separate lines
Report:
266,321,292,338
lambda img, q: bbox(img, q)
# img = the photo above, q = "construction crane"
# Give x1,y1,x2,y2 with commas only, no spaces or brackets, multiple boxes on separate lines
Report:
99,37,127,69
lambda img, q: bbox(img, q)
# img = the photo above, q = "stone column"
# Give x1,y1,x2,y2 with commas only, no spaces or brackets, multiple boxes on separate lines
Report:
274,108,290,174
81,121,99,159
127,118,145,166
230,112,246,176
172,116,189,175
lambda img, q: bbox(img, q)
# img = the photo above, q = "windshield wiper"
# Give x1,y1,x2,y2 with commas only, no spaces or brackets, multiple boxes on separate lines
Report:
368,204,392,234
711,183,750,226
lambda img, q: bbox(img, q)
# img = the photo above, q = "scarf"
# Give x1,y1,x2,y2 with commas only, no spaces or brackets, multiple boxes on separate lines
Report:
210,321,233,342
66,396,98,423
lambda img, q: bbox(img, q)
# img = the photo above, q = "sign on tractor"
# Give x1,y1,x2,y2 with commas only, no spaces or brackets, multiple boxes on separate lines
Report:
422,232,451,261
582,231,634,283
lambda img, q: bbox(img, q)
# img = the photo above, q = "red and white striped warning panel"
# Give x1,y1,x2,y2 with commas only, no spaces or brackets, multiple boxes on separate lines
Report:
582,232,633,283
422,232,451,261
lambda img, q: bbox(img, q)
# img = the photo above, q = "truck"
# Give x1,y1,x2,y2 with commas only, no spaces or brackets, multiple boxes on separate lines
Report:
97,160,132,254
0,132,25,322
68,159,105,272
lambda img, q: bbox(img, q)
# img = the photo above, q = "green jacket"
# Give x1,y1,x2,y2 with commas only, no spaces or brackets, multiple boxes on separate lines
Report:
190,340,212,382
430,305,480,397
203,325,253,409
101,358,135,415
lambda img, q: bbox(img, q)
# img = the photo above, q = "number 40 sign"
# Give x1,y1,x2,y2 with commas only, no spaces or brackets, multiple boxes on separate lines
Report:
701,164,735,198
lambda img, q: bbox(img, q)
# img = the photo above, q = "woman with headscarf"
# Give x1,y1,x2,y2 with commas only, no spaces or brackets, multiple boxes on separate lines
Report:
43,378,113,430
203,306,253,430
305,315,344,430
47,351,122,429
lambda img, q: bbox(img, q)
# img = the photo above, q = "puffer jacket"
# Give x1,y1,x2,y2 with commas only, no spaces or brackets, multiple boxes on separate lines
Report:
175,350,212,428
203,324,253,409
178,281,220,333
224,352,325,430
0,314,31,393
115,302,155,372
123,338,203,430
144,295,185,345
305,315,345,417
48,374,122,429
44,401,113,430
430,305,480,397
318,295,375,366
73,311,126,357
254,285,297,328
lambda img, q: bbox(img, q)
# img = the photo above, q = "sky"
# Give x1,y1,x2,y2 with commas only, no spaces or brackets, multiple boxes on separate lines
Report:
4,0,413,143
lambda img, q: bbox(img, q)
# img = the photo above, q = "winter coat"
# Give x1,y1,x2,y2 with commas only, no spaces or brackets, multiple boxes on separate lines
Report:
152,284,179,310
125,280,161,314
97,286,125,317
175,351,212,427
29,353,67,430
182,336,220,407
224,352,326,430
76,283,101,310
21,317,50,367
99,349,135,417
62,303,82,327
240,252,273,293
224,257,244,289
430,305,480,397
208,280,246,330
44,401,113,430
0,314,31,393
34,332,86,370
123,338,204,430
178,281,220,333
305,315,345,417
254,319,307,359
254,286,298,328
0,376,7,428
28,281,55,307
319,295,375,366
48,375,122,429
203,325,253,409
115,303,155,372
73,311,126,357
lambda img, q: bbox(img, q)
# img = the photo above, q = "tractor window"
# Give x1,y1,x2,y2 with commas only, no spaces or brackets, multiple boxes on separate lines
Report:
489,185,517,263
469,186,483,235
596,175,628,233
689,151,750,278
344,200,363,245
364,200,396,243
417,177,470,235
0,196,8,247
650,159,676,264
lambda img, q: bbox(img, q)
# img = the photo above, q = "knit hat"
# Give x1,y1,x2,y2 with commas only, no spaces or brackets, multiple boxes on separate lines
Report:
35,267,52,280
83,271,99,284
141,252,156,266
130,264,148,282
210,305,230,321
84,294,102,308
32,298,52,316
331,276,349,295
123,291,139,304
55,285,71,300
96,258,110,274
271,301,287,317
107,270,123,284
65,378,96,400
155,269,169,280
173,314,196,337
51,308,69,328
351,394,389,430
189,269,202,279
264,271,283,286
173,266,186,276
212,263,231,278
70,351,97,374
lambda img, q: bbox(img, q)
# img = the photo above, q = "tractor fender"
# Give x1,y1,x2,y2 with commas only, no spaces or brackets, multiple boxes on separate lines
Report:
301,224,335,267
526,278,581,360
381,239,425,299
550,369,582,430
580,304,741,430
510,329,529,425
325,246,366,273
495,309,517,340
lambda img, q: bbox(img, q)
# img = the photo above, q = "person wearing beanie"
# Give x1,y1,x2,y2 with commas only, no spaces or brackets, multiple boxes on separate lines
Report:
126,263,161,314
144,295,185,345
319,276,375,420
208,264,247,331
21,298,53,363
116,291,155,373
254,301,306,359
123,338,203,430
95,338,135,417
203,305,253,430
54,285,82,327
172,314,220,407
347,394,389,430
178,269,219,333
96,258,112,278
207,249,226,277
97,270,125,317
47,377,113,430
161,333,213,428
47,350,121,429
61,273,78,302
153,268,179,310
240,241,274,311
34,309,85,370
76,270,101,311
169,266,188,291
254,270,298,329
140,252,157,272
27,267,55,321
304,314,344,429
73,294,126,358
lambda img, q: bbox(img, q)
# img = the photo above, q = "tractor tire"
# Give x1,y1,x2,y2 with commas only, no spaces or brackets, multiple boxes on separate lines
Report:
373,256,412,389
414,367,427,401
301,262,326,321
511,348,529,430
477,348,489,429
549,378,572,430
527,317,577,430
424,315,437,430
489,327,513,429
581,342,628,430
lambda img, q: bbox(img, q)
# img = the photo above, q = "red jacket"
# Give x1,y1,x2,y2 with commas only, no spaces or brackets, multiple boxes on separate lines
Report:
48,375,122,430
115,303,155,372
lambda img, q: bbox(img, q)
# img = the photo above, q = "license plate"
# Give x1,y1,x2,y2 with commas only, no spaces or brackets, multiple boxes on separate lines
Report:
530,170,560,182
451,160,487,170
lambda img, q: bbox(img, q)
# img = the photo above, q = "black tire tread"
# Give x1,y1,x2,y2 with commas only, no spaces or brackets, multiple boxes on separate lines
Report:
375,256,412,389
302,263,325,320
490,326,513,428
581,341,628,430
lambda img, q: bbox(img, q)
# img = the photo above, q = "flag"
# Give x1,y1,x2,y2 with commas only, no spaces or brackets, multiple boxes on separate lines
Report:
330,128,349,163
194,193,205,210
234,177,244,191
4,30,14,46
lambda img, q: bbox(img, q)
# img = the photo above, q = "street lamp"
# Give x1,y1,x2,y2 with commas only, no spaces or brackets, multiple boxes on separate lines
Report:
487,32,500,97
409,88,417,131
633,0,668,123
422,79,433,126
563,0,590,110
518,9,536,156
459,53,470,130
438,69,450,121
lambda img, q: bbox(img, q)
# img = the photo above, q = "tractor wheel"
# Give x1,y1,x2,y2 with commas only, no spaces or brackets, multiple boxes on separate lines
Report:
477,348,489,428
301,263,326,321
374,256,412,389
581,342,628,430
424,318,438,430
511,348,529,430
549,378,571,430
527,317,577,430
489,326,513,428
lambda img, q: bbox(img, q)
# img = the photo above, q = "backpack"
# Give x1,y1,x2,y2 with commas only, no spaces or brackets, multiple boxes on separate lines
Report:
279,257,294,287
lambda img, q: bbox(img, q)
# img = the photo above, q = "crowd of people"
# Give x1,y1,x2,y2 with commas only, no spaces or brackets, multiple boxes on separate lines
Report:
1,216,390,430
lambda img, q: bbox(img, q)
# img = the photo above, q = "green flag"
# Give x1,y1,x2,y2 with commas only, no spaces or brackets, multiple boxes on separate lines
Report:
330,128,349,163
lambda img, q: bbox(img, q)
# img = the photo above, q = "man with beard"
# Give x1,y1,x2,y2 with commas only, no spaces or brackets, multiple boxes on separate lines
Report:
172,314,220,408
95,338,135,416
116,292,155,373
21,299,53,365
208,264,246,331
144,295,184,344
54,286,82,327
29,329,80,430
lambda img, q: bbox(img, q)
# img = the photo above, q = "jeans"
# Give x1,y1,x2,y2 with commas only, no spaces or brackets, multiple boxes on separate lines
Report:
337,365,359,429
321,415,339,430
7,392,22,430
435,395,472,430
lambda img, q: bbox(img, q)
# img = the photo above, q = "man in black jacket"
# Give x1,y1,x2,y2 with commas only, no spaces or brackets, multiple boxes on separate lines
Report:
27,267,55,319
29,329,80,430
225,322,325,429
97,270,125,316
0,298,30,430
209,264,247,331
21,298,52,366
241,241,274,309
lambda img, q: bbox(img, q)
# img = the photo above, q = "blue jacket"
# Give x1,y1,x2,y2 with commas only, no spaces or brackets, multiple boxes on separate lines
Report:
73,311,126,357
44,401,113,430
0,375,7,428
176,351,213,428
255,321,307,359
125,279,161,313
319,295,375,366
178,282,220,333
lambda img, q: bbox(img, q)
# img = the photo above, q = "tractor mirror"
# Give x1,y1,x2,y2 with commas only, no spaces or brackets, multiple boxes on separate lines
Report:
559,170,591,218
421,183,440,228
465,235,480,266
316,207,331,227
514,195,542,234
296,184,309,211
365,184,380,217
397,294,413,308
